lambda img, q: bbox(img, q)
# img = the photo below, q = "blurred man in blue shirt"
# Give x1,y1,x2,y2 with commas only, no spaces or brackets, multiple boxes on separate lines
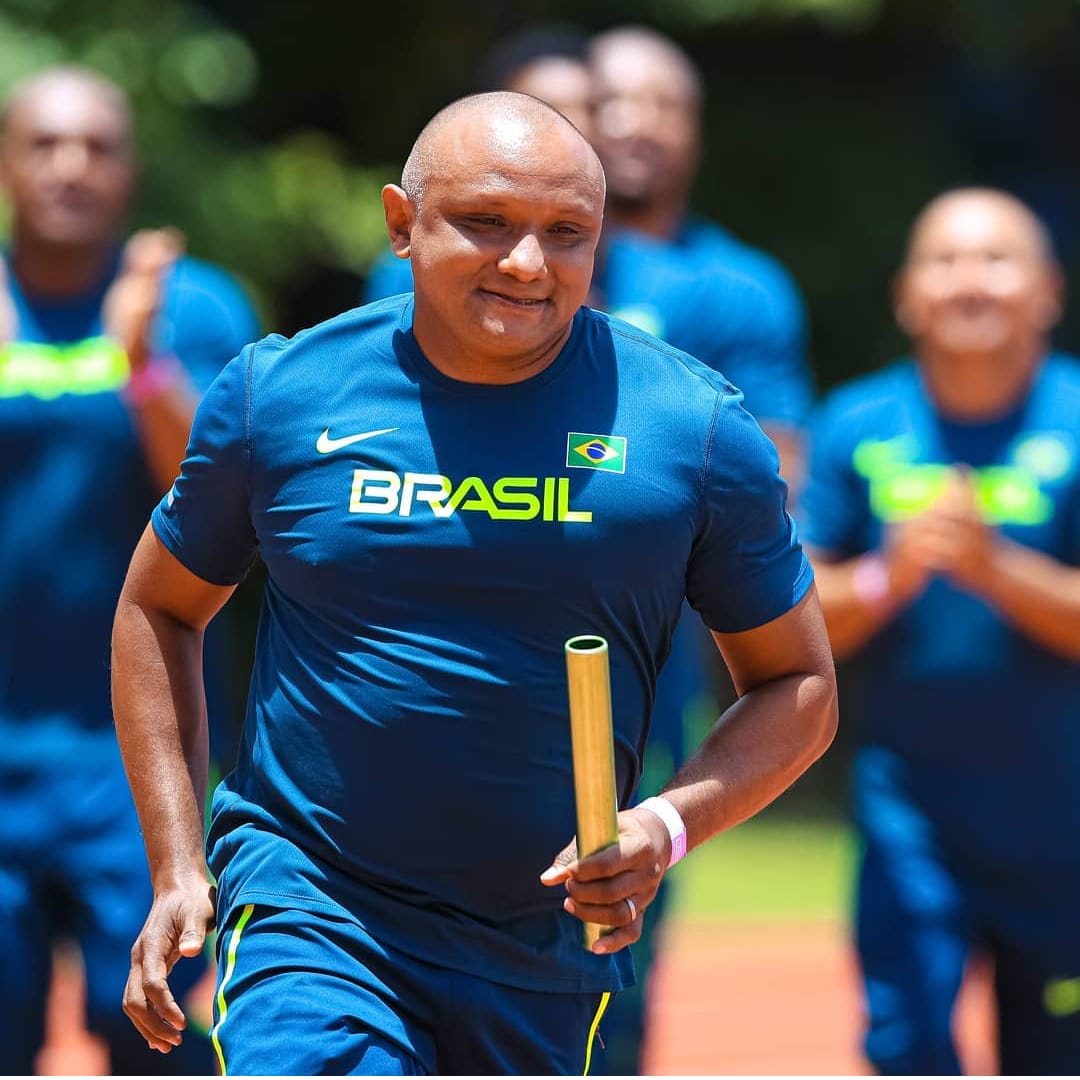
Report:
0,66,259,1074
800,187,1080,1074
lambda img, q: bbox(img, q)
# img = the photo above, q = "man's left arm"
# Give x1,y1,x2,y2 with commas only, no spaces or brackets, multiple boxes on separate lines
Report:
976,541,1080,660
542,587,836,954
662,584,838,843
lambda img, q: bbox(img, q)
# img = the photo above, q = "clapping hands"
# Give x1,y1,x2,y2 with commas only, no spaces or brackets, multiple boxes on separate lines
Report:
103,227,185,371
883,467,998,601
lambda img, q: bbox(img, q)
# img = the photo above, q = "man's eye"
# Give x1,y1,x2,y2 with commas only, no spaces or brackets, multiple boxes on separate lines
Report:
88,139,124,159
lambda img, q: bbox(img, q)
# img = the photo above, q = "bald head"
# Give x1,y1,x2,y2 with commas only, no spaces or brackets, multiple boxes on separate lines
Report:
590,26,703,111
401,91,604,208
1,66,132,144
895,186,1063,365
382,91,606,378
588,26,702,217
905,187,1055,267
0,65,135,252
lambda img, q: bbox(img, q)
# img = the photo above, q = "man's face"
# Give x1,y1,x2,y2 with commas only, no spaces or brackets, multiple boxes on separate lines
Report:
402,115,604,367
0,78,134,249
590,38,699,209
898,195,1060,357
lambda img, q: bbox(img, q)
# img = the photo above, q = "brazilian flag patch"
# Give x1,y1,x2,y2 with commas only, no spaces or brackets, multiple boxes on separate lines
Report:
566,432,627,473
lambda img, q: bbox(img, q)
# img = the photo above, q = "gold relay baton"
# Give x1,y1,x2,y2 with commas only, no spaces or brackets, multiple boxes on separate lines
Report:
564,634,619,950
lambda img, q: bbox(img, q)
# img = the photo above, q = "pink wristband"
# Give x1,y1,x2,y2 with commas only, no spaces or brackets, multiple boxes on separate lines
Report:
852,552,891,610
122,354,183,406
637,795,688,868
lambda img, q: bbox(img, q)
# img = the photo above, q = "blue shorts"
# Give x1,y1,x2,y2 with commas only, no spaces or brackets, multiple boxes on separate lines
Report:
0,746,212,1074
854,746,1080,1074
210,902,611,1075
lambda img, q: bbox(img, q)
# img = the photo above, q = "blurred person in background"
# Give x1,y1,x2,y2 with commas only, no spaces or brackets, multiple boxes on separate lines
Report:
0,65,259,1074
586,24,817,1073
588,23,812,490
800,187,1080,1074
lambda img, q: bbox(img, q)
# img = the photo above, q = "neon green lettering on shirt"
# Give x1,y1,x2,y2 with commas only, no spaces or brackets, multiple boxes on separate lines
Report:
0,336,129,400
852,438,1054,526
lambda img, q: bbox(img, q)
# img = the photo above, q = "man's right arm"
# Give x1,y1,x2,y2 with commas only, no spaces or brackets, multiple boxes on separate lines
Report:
111,523,235,1053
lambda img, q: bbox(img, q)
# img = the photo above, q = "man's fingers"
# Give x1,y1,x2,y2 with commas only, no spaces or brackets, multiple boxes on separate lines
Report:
565,864,655,908
178,924,206,958
122,227,186,274
128,934,188,1037
123,962,184,1052
588,918,642,955
559,891,644,955
563,889,643,929
540,838,579,885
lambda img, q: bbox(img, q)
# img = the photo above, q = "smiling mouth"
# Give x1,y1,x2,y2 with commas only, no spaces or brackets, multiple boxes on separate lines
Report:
482,291,548,307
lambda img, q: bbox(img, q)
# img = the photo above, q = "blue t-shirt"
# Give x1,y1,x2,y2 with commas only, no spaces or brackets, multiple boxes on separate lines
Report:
0,249,260,763
364,228,813,790
672,216,809,401
800,356,1080,867
153,296,812,992
597,224,812,431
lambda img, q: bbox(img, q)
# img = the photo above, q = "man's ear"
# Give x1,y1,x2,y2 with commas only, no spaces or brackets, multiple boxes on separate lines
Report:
891,269,920,337
1035,260,1065,331
381,184,413,260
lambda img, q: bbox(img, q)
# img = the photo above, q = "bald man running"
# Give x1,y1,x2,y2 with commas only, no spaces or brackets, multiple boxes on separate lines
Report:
113,92,836,1075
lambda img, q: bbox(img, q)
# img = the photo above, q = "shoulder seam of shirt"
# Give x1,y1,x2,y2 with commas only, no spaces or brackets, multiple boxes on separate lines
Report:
700,387,727,523
601,312,735,393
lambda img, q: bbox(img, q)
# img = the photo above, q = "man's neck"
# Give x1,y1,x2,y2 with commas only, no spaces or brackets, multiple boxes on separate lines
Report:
606,201,686,243
411,310,574,386
8,235,113,299
919,342,1043,421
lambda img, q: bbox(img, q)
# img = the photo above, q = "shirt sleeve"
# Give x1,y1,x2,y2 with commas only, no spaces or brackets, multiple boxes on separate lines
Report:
686,389,814,633
798,393,867,557
155,258,263,395
151,344,258,585
695,266,814,431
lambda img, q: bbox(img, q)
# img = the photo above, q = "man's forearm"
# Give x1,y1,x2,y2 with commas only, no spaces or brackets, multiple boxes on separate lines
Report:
810,555,901,660
979,538,1080,661
656,669,837,853
111,595,210,886
126,375,199,495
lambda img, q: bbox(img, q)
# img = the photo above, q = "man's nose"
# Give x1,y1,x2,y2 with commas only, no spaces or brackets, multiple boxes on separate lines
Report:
597,96,661,139
500,233,547,280
51,140,90,182
948,256,996,295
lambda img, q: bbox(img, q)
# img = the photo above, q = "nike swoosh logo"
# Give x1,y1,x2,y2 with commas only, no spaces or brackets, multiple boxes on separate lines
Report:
316,427,398,454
